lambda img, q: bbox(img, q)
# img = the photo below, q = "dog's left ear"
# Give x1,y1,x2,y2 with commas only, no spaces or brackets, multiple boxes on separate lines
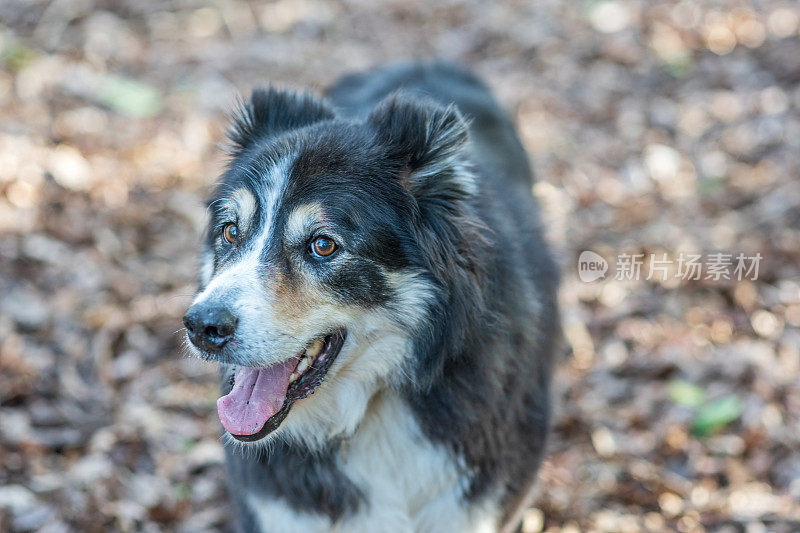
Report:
368,95,474,199
228,88,335,152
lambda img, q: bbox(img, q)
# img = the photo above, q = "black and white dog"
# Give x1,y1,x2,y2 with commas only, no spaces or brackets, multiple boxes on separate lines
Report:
183,61,560,532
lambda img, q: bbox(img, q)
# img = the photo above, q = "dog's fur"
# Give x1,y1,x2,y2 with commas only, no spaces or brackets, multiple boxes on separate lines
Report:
185,61,560,532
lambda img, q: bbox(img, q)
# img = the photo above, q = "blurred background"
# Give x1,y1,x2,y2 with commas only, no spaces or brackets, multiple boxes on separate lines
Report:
0,0,799,531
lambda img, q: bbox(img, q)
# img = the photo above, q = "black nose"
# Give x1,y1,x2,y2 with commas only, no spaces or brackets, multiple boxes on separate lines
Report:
183,304,238,353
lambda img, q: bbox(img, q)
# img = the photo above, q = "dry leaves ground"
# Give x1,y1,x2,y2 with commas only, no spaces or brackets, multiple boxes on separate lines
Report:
0,1,798,532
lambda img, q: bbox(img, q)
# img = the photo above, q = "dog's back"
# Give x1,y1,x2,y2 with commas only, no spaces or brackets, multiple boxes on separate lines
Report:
326,61,533,188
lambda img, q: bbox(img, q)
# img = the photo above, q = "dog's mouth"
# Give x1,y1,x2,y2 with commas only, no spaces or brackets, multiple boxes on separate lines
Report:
216,330,346,442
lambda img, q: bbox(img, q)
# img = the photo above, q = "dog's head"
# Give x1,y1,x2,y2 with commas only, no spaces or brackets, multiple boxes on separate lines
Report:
183,88,485,448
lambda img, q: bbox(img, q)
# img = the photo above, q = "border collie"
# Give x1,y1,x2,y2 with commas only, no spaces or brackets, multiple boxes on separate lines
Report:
183,61,560,532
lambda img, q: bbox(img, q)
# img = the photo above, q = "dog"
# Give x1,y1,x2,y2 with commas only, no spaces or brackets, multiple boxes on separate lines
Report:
183,61,560,533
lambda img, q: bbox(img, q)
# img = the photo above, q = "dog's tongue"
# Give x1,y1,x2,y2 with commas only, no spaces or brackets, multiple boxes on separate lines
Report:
216,358,298,436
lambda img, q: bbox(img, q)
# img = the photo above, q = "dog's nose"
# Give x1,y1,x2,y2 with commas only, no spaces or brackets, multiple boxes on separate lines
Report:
183,304,238,352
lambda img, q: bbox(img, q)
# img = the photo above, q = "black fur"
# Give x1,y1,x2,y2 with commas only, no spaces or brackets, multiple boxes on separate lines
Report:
202,61,559,530
226,440,364,525
227,88,335,153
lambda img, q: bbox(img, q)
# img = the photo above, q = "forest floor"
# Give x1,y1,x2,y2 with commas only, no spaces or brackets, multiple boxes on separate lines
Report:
1,1,799,531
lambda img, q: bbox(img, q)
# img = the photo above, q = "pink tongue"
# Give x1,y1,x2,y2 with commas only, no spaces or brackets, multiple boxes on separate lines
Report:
216,358,298,436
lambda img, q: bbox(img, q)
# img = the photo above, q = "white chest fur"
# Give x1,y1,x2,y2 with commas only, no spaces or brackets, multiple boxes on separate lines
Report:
338,392,478,532
247,392,499,533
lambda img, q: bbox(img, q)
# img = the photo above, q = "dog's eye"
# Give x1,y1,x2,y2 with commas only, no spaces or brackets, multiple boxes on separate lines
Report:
310,236,337,258
222,222,238,244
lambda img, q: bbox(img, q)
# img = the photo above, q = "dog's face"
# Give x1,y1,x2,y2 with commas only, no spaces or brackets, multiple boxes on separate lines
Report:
184,89,475,448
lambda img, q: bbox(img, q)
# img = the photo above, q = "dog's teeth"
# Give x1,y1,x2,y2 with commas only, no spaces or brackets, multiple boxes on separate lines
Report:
296,357,310,374
289,372,299,383
306,338,324,358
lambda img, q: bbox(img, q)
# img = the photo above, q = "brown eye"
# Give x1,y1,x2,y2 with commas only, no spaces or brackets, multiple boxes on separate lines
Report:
223,222,238,244
311,236,337,258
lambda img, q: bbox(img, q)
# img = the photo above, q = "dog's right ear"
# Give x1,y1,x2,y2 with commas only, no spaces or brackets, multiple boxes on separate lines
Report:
227,88,335,152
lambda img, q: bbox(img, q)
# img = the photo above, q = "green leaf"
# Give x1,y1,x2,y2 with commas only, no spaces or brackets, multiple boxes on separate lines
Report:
698,176,725,195
668,379,706,408
96,75,162,118
692,395,743,437
1,42,37,72
663,55,693,78
174,482,191,501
